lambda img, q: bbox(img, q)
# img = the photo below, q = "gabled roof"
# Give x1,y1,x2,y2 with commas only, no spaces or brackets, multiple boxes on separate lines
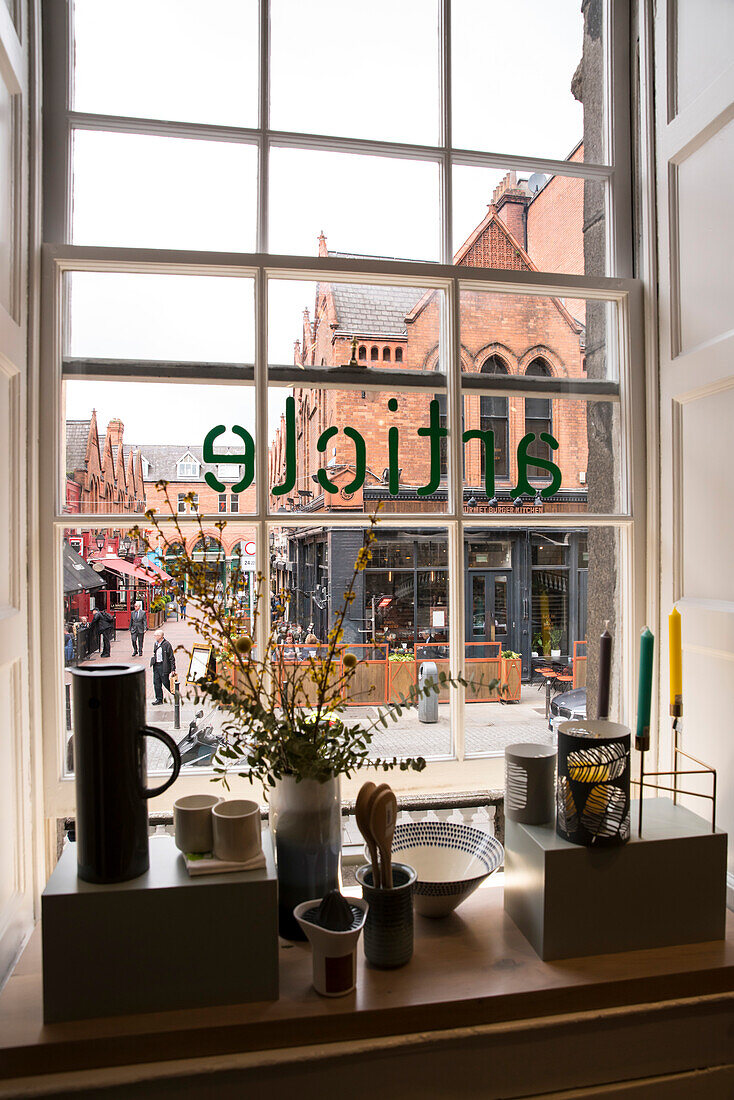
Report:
66,419,92,472
138,444,247,482
328,283,423,336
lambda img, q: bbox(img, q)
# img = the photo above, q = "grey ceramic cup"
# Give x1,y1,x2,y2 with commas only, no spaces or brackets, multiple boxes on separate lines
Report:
212,799,261,862
356,862,416,968
173,794,221,854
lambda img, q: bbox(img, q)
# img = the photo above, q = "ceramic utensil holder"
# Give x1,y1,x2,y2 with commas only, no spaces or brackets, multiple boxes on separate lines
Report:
505,743,557,825
294,897,368,997
556,720,631,846
356,862,416,968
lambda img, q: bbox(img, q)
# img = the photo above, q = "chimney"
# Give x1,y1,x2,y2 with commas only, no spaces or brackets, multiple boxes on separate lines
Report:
106,418,124,447
318,231,328,257
492,172,531,250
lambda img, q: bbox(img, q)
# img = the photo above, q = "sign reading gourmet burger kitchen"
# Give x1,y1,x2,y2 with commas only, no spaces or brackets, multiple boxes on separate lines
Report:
204,397,562,498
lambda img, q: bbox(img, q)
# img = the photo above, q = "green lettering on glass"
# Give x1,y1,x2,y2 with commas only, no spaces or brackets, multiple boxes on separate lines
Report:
342,426,367,494
387,397,400,495
272,395,296,496
316,425,339,494
461,427,496,498
512,432,562,497
417,398,449,496
203,424,255,493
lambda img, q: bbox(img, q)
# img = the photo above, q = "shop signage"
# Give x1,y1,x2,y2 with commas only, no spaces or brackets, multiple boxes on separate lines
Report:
203,398,563,500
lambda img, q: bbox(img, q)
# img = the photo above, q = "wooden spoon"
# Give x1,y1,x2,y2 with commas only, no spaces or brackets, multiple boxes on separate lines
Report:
355,781,380,888
369,786,398,889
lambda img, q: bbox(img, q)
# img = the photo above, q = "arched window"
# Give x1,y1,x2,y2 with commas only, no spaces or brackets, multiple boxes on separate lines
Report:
480,355,510,479
370,346,379,361
358,345,366,361
524,358,553,477
435,392,448,479
395,347,403,363
382,347,391,361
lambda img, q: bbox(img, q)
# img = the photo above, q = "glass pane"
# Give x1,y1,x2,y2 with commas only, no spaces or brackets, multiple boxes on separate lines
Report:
269,148,440,262
452,0,605,163
453,165,606,277
72,0,259,128
459,287,611,381
62,522,258,776
68,272,255,362
268,388,448,515
270,0,440,145
270,526,453,760
464,527,621,756
72,130,257,252
63,380,257,516
463,396,622,515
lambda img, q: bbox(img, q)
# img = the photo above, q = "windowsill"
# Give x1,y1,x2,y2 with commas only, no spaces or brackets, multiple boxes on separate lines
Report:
1,885,732,1087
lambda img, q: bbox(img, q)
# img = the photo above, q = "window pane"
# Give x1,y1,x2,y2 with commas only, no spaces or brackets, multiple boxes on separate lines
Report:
464,526,621,756
268,388,448,516
463,396,622,514
72,130,257,253
68,272,255,362
72,0,259,128
459,286,612,380
453,164,606,277
269,148,440,262
63,381,257,515
451,0,605,163
270,525,453,760
270,0,440,145
61,522,258,776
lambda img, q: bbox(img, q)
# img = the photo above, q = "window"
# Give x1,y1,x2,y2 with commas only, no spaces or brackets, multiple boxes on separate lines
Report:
524,358,553,477
43,1,640,805
479,356,509,480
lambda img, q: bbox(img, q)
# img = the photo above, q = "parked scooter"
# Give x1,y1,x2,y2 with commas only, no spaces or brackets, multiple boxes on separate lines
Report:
176,707,222,767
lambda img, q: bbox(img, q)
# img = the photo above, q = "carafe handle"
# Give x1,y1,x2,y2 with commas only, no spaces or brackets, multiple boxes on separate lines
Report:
140,725,182,798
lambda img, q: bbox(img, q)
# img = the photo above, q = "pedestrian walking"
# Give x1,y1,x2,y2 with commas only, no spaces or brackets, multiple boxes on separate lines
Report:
92,604,115,658
178,591,187,620
130,600,147,656
150,629,176,705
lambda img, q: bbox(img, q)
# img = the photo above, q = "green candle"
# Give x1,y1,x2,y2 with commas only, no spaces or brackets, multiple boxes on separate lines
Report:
636,627,654,748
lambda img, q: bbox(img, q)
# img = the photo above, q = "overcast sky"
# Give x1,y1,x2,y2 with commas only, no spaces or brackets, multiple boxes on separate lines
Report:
65,0,587,446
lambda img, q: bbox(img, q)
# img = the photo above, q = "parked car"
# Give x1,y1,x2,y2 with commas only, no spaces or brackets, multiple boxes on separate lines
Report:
549,686,586,732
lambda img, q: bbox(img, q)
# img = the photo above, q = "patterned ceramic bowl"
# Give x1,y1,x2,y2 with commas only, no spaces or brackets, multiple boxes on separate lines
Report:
366,821,504,918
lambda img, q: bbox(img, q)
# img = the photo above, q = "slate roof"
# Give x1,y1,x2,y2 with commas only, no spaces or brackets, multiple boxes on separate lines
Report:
66,420,92,472
138,444,246,483
330,283,423,336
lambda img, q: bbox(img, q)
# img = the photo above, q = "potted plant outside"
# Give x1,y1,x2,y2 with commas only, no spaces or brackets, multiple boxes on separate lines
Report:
550,627,562,659
500,650,522,701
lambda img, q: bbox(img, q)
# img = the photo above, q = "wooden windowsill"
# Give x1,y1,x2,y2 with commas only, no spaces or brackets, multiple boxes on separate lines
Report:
0,882,732,1084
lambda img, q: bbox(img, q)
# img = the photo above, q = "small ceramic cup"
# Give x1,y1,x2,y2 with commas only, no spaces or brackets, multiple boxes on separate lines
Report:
356,862,416,969
212,799,261,862
173,793,221,854
294,897,368,997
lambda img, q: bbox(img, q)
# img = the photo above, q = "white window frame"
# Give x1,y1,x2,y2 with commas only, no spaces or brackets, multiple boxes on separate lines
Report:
39,0,647,816
176,454,199,480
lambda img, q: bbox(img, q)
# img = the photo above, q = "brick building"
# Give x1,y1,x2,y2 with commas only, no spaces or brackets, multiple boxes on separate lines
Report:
269,160,593,672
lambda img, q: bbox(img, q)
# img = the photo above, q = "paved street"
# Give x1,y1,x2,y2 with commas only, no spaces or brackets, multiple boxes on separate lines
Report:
66,613,553,776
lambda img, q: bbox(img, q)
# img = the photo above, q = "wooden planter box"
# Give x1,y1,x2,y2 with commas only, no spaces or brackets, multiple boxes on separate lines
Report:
388,660,417,704
501,657,522,701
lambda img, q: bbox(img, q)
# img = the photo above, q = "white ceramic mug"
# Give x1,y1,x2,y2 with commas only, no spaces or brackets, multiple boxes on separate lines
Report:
173,793,222,854
212,799,261,862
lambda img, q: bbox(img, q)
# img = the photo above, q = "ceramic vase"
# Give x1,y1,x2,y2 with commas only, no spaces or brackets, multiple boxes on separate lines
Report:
269,774,342,940
556,720,631,846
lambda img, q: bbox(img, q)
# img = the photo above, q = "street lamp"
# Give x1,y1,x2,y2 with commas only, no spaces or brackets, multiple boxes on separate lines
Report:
95,535,105,551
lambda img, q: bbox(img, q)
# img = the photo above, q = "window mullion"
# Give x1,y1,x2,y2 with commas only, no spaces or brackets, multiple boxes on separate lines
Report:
447,277,465,762
258,0,270,254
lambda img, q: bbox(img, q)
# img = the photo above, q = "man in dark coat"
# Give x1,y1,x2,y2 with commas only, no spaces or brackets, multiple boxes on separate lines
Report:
150,629,176,705
92,605,115,658
130,600,147,656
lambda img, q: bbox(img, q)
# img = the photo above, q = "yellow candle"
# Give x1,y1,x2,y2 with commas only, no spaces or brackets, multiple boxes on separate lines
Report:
669,607,682,712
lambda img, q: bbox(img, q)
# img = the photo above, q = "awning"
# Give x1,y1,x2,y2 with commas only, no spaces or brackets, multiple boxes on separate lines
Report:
141,556,173,582
89,555,162,584
63,543,105,594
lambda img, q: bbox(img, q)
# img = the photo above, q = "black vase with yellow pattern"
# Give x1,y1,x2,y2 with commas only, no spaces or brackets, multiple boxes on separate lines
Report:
556,720,630,846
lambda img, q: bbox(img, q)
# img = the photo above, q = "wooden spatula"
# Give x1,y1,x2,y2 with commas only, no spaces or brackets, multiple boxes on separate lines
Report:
369,786,398,889
355,781,380,888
